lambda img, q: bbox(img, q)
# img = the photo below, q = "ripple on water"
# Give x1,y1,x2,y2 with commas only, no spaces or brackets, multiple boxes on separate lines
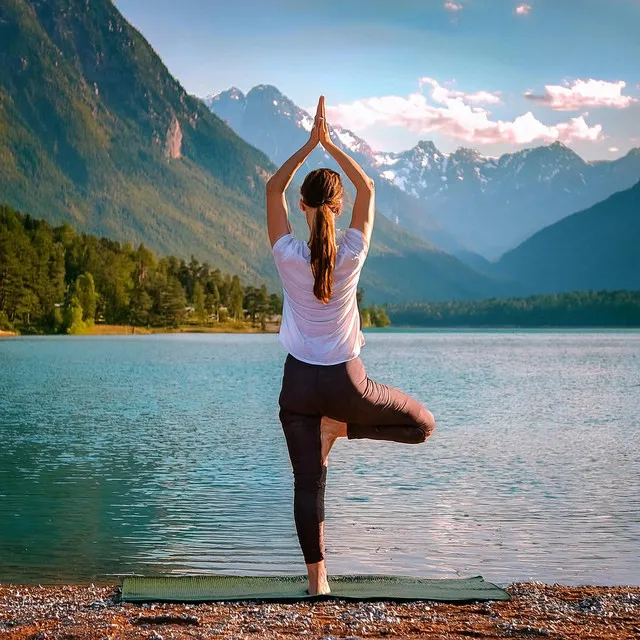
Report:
0,331,638,585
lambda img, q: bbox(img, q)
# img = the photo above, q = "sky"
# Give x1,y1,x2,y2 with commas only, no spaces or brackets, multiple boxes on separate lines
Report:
113,0,640,160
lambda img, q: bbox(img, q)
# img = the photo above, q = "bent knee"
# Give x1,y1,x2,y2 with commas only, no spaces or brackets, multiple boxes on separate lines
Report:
417,407,435,442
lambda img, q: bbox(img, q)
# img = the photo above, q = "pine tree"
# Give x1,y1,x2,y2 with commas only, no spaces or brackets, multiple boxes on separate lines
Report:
193,281,206,324
164,276,187,327
244,285,257,325
205,282,220,323
74,272,97,325
229,275,244,321
256,284,269,329
129,284,153,327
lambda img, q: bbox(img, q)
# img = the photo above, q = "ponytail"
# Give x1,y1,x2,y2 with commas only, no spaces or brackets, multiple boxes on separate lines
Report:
309,203,336,304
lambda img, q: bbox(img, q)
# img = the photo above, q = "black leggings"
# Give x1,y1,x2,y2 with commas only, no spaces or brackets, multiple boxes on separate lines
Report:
278,353,435,564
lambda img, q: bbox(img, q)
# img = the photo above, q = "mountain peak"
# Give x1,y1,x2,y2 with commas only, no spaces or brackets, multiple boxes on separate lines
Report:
452,147,484,160
246,84,299,112
248,84,284,98
415,140,440,154
546,141,582,159
205,86,245,103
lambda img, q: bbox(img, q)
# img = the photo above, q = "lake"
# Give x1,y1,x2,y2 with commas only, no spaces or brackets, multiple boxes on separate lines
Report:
0,330,638,586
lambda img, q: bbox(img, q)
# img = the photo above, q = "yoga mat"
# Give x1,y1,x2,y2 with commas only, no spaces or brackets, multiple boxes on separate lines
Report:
121,574,510,603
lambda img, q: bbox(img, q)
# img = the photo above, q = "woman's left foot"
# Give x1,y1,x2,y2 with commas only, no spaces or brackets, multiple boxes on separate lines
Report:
320,416,347,466
307,582,331,595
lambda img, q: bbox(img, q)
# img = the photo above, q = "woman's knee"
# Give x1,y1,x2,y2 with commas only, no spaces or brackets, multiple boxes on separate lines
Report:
416,406,435,442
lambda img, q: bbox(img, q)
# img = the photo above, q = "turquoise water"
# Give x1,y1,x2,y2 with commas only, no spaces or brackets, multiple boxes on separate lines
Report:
0,331,638,586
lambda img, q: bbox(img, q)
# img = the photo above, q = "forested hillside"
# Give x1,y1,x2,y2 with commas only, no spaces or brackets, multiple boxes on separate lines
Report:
0,0,281,282
496,182,640,293
0,203,282,334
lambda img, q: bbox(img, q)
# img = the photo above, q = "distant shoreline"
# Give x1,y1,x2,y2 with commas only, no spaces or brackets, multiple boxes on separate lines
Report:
5,324,640,337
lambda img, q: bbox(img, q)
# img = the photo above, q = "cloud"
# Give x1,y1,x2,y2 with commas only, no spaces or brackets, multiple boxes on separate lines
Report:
608,147,619,153
515,3,531,15
525,79,637,111
324,80,603,146
418,77,503,105
444,2,463,10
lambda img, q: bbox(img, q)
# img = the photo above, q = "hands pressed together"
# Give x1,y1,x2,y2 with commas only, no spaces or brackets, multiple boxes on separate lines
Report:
308,96,332,148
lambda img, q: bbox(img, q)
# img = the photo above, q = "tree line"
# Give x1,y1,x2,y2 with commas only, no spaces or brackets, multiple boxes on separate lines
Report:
385,291,640,327
0,203,391,335
0,204,283,334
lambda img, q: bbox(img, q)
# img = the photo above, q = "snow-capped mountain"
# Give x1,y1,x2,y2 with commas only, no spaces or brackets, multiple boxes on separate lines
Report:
375,141,640,257
206,85,640,259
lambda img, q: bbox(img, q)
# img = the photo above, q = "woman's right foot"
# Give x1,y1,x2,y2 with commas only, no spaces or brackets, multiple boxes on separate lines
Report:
320,416,347,466
306,559,331,595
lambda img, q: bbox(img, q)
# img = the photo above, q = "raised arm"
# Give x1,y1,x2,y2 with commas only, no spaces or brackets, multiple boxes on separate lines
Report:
265,140,315,247
317,96,375,246
265,99,325,247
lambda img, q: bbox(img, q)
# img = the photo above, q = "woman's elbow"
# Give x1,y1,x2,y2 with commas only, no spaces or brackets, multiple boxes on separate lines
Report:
357,177,375,193
266,178,281,193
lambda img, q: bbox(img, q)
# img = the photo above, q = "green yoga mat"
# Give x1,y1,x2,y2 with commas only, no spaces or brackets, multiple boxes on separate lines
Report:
121,574,510,603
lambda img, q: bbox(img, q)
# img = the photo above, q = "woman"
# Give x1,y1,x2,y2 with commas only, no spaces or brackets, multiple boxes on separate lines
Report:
266,95,435,595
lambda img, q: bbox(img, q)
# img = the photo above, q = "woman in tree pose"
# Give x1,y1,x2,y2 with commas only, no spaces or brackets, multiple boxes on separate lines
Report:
266,95,435,595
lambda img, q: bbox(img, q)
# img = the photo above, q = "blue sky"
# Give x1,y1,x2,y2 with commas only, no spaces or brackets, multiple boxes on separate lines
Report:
114,0,640,160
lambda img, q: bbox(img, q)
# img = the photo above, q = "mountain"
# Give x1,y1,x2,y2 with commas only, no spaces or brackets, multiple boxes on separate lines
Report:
205,85,459,251
0,0,515,304
374,141,640,258
0,0,278,282
495,181,640,293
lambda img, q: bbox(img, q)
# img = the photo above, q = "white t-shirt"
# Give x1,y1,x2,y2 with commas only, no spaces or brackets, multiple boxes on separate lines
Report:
271,227,369,365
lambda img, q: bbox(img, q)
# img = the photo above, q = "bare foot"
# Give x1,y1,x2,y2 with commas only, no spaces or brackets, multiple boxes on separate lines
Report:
307,582,331,596
320,416,347,466
306,559,331,595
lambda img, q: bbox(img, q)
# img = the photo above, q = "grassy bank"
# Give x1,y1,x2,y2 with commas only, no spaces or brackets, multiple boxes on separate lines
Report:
84,322,281,335
0,322,282,337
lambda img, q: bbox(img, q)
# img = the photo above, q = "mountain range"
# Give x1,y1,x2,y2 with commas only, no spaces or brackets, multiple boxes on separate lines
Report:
375,141,640,258
0,0,516,304
207,85,640,259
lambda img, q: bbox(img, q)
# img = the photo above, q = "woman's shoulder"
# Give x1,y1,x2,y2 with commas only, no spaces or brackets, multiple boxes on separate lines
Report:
272,233,308,263
338,226,369,257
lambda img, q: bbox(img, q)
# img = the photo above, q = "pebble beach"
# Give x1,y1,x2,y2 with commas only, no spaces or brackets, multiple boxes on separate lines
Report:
1,581,639,639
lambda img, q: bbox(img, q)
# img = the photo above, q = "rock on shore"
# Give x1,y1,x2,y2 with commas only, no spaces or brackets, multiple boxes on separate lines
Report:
1,581,639,639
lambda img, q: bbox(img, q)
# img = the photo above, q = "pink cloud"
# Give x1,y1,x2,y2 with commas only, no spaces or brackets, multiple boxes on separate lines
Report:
525,79,637,111
323,81,603,146
418,77,503,105
515,3,532,15
444,2,463,11
608,147,620,153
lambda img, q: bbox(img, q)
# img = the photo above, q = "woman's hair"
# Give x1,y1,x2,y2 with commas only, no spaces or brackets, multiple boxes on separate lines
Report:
300,168,344,304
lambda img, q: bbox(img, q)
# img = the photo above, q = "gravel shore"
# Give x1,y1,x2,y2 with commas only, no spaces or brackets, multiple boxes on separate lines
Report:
1,581,639,639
